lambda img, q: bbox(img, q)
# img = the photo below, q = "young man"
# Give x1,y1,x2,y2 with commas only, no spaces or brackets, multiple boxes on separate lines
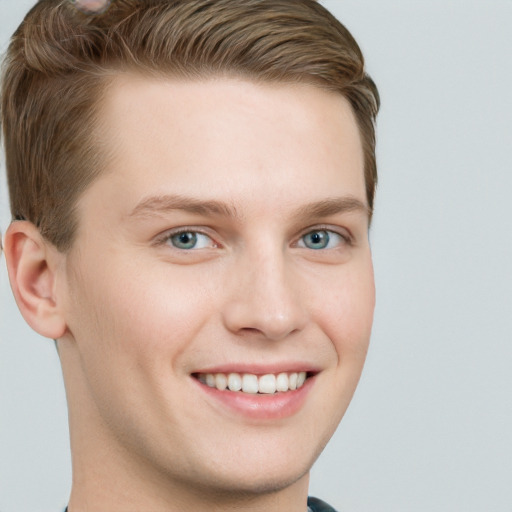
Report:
2,0,379,510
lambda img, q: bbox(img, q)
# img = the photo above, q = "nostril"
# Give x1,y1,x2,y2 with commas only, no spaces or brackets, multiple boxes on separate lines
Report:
239,327,263,335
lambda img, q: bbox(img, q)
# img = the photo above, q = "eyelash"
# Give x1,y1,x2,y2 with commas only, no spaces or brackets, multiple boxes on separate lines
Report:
156,228,217,250
296,226,352,250
155,226,353,251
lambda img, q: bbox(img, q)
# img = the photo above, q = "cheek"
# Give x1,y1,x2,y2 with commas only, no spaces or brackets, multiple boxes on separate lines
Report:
66,256,218,372
304,260,375,444
62,257,215,435
314,257,375,358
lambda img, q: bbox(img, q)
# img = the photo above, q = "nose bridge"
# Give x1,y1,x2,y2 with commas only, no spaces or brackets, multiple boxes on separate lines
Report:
222,240,306,340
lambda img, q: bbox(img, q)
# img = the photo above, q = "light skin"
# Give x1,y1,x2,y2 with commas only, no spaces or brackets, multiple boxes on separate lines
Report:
5,76,375,512
73,0,111,14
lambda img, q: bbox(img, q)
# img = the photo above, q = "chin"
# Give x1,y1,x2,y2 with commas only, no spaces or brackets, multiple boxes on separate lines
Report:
191,463,311,502
181,437,327,501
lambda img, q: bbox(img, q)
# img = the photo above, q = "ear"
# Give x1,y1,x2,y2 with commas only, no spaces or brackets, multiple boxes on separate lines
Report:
4,221,67,340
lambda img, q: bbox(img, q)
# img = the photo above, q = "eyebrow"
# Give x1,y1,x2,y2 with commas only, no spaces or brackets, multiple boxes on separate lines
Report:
128,194,370,220
129,194,240,219
293,196,371,220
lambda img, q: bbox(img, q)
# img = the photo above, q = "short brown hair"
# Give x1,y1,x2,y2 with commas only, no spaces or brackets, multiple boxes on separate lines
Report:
1,0,379,250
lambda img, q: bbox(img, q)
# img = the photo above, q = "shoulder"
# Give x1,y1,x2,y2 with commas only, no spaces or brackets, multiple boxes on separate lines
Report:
308,496,339,512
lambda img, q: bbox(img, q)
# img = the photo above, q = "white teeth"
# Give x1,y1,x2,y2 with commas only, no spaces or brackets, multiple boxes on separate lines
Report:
227,373,242,392
242,373,259,394
215,373,227,391
276,372,289,392
258,374,276,394
200,371,309,394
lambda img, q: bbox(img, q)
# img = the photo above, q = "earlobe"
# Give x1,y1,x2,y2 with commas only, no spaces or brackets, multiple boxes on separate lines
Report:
4,221,67,340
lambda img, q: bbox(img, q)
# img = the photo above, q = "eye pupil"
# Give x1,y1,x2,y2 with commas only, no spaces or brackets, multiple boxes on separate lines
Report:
171,232,197,249
304,230,329,249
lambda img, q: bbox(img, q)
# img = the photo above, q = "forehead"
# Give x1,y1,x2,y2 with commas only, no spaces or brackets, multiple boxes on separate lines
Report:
84,75,366,219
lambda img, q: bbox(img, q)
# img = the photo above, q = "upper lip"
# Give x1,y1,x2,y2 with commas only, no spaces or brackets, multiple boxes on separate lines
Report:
192,363,320,375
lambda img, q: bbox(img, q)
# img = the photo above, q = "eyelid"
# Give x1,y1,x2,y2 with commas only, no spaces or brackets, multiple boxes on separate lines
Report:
295,224,353,246
153,224,353,250
155,226,219,248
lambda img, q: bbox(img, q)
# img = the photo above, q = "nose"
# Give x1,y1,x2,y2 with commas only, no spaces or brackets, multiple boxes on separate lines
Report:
221,245,307,341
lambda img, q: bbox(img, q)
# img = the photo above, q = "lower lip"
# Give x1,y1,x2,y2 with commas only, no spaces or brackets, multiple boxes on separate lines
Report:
193,376,315,420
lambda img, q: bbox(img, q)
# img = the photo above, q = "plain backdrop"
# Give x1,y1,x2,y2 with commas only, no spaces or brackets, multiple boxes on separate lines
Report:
1,1,511,511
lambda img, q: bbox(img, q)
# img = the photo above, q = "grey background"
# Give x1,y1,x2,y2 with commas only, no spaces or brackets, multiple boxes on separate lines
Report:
1,1,511,511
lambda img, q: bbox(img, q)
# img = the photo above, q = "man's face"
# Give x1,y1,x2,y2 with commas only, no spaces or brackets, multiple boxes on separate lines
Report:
59,77,375,497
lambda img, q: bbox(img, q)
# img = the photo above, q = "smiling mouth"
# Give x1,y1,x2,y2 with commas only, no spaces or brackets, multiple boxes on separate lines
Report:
193,371,311,394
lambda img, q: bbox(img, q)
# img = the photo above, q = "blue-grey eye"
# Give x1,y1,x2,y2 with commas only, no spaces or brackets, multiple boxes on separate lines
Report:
299,230,344,250
168,231,214,250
